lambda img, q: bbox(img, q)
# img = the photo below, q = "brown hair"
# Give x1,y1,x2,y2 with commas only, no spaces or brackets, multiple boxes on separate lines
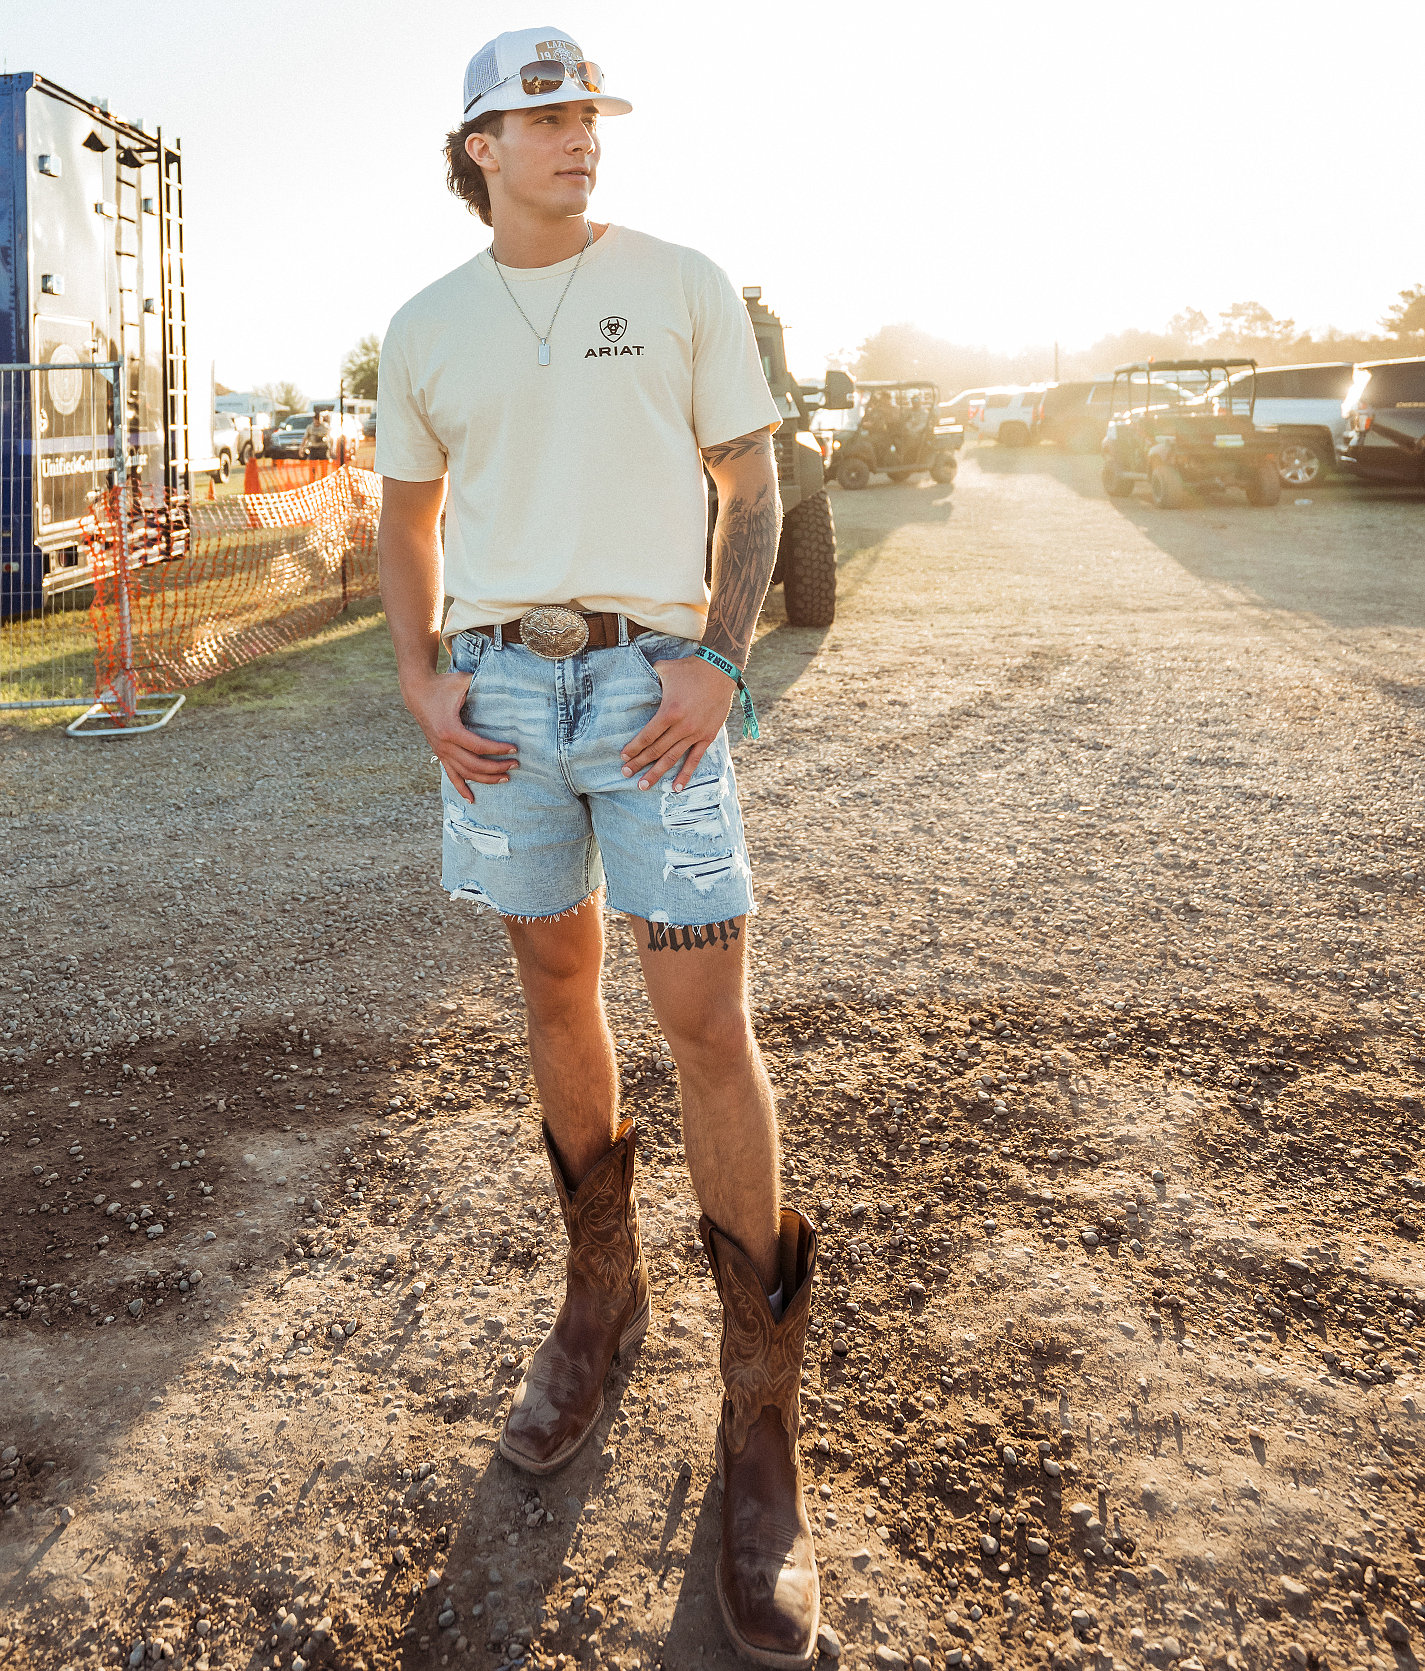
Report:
444,110,505,226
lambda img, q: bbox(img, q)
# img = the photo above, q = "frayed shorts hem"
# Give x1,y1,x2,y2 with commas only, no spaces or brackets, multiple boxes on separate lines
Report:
445,878,758,931
446,882,605,924
604,893,758,927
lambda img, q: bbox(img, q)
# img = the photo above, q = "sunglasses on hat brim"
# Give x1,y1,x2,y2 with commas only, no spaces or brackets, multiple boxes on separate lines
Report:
470,59,606,112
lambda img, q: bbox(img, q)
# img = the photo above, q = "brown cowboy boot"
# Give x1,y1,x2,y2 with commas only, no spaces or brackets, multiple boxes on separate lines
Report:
701,1209,820,1669
499,1117,650,1475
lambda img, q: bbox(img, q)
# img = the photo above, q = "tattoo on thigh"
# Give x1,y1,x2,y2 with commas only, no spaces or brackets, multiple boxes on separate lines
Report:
645,919,741,952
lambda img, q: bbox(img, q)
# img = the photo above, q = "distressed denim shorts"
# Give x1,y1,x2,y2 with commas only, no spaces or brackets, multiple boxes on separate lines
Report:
440,624,756,926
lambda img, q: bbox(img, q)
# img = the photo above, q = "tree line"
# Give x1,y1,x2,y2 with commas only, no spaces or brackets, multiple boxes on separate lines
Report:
249,335,382,419
853,286,1425,395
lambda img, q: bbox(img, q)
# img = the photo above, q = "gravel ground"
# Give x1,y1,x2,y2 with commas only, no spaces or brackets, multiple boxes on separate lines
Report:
1,446,1423,1671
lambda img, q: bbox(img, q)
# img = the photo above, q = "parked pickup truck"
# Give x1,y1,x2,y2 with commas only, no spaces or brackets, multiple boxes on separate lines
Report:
1209,361,1355,488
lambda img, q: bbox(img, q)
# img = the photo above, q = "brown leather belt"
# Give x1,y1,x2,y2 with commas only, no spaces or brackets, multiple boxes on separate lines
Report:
470,610,653,652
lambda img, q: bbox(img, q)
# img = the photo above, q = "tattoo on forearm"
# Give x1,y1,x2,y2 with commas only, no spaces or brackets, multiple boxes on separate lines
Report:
646,918,741,952
701,432,770,469
703,452,781,666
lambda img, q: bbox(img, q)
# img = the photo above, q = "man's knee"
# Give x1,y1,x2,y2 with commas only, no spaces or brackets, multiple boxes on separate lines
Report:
664,999,755,1070
506,913,603,1012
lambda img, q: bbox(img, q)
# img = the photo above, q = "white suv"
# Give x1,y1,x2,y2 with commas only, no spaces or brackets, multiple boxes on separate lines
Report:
974,385,1045,447
1209,362,1355,487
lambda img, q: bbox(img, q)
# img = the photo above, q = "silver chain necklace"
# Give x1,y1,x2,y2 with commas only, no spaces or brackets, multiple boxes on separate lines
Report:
489,224,593,366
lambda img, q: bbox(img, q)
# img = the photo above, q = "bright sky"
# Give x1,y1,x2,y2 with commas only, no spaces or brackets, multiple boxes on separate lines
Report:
7,0,1423,391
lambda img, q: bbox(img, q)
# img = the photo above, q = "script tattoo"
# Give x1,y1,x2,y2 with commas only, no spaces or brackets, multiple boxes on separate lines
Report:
701,429,781,665
645,919,742,952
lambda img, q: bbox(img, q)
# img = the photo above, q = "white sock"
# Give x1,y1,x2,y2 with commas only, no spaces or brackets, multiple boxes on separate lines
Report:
766,1280,785,1322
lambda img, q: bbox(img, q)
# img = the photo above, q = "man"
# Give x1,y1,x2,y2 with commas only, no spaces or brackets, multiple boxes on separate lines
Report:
375,26,821,1668
299,410,332,460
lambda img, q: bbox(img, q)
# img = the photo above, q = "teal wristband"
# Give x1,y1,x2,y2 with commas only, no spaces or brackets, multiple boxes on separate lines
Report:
695,646,760,740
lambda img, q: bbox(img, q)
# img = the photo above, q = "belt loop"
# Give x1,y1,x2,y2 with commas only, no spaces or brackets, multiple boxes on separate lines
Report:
493,622,504,650
616,614,630,647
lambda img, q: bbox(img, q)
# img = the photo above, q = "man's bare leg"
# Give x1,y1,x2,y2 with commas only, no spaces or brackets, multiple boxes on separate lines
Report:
634,913,818,1665
504,898,618,1182
496,897,648,1476
628,914,779,1292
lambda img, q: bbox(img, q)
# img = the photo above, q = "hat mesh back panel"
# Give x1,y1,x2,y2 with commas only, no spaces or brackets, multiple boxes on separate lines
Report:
465,43,501,113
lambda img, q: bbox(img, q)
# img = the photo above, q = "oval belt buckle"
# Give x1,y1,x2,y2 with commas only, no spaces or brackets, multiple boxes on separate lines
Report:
519,605,590,660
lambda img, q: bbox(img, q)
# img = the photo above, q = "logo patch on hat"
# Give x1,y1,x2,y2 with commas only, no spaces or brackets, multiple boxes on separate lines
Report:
600,316,628,343
535,37,582,72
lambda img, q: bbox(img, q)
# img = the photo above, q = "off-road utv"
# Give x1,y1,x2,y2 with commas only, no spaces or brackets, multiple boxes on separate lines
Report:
828,380,964,490
1101,359,1281,509
706,287,854,627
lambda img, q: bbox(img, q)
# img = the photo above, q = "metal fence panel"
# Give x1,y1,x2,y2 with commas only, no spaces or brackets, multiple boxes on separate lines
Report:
1,359,119,709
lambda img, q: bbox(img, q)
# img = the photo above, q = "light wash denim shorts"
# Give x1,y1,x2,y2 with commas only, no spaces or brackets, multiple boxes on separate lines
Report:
441,623,756,926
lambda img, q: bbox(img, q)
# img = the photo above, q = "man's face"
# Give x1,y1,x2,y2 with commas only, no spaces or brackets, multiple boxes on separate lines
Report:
469,102,601,220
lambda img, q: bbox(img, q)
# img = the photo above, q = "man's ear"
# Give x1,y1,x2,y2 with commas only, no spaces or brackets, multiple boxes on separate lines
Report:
466,130,498,174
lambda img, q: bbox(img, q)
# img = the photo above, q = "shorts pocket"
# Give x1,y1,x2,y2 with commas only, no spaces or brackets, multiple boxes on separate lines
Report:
632,632,692,688
451,630,488,722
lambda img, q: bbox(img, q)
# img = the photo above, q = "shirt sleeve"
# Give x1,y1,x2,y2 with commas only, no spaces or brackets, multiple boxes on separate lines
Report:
374,317,448,480
687,254,782,451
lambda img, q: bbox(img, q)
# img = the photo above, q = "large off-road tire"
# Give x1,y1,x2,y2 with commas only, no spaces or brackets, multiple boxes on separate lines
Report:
1276,438,1324,488
836,455,872,491
1150,463,1188,508
998,421,1030,448
779,490,837,627
1245,458,1282,506
1102,458,1135,498
930,451,959,485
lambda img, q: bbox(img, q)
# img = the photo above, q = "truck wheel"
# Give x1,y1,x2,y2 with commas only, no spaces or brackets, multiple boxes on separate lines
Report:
1245,458,1282,506
779,490,837,628
1102,458,1135,498
1149,463,1188,508
998,422,1030,447
1276,438,1324,487
836,455,871,491
887,469,914,484
930,452,959,485
215,450,232,484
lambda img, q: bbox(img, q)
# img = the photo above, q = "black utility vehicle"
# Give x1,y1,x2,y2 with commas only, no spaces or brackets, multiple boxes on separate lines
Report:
829,380,963,490
1101,360,1280,509
1338,358,1425,486
1035,378,1120,452
705,287,853,626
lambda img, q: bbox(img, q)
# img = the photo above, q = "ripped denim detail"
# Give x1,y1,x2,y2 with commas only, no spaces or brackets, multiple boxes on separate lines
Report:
660,773,729,839
443,806,511,858
662,847,749,894
450,878,500,908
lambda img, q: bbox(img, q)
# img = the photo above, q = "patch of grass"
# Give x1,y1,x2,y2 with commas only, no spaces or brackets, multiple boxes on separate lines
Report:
180,596,394,711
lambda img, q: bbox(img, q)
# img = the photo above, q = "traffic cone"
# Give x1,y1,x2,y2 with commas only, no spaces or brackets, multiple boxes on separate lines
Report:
244,455,260,496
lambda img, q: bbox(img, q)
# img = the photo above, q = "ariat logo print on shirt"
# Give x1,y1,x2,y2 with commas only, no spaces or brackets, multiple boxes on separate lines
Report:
587,315,644,358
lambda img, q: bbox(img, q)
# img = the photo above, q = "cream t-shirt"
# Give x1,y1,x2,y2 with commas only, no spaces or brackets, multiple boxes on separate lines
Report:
375,225,781,642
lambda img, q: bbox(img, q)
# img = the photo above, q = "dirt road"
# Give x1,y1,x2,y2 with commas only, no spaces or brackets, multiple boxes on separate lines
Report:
2,449,1423,1671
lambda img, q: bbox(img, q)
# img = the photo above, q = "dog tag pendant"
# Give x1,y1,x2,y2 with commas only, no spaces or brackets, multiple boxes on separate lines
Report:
538,338,550,367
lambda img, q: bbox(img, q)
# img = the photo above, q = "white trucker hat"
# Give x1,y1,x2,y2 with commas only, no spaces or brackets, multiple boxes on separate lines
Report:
462,26,633,120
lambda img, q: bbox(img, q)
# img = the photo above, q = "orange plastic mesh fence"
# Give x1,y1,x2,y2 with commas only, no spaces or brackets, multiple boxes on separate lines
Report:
241,456,345,495
82,465,381,708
